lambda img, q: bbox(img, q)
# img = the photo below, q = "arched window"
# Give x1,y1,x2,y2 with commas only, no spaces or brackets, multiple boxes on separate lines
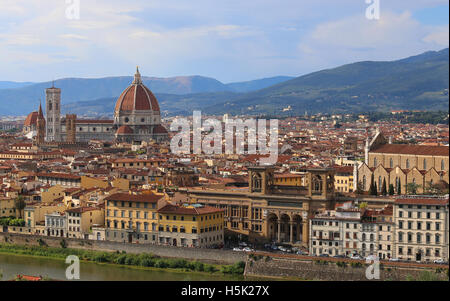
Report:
390,158,393,168
378,176,382,192
373,158,377,167
252,173,262,192
423,159,427,170
441,160,445,171
406,159,410,169
362,233,366,241
362,175,367,191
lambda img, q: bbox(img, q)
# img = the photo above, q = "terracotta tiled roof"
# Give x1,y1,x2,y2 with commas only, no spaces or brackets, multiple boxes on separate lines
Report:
158,203,223,215
24,112,38,126
395,197,449,206
105,192,163,203
153,124,168,134
114,80,160,112
116,125,133,134
36,172,81,180
371,144,449,156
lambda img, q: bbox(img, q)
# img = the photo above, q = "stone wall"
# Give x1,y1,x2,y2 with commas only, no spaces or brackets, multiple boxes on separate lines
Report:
0,232,246,265
245,256,449,281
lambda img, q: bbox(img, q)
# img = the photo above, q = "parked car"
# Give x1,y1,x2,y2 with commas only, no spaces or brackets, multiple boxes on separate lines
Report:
242,247,254,252
296,250,307,255
365,255,378,262
318,254,329,257
350,254,363,260
333,254,346,258
233,247,242,252
271,245,278,251
388,258,400,262
278,246,287,252
433,258,446,264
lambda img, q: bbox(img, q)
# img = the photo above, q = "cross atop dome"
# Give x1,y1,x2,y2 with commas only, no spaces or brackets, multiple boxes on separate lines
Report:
132,66,142,85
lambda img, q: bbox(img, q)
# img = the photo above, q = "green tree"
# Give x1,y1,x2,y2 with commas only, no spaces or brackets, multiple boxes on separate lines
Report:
369,174,377,195
381,178,387,196
388,184,395,196
406,183,421,195
14,196,26,219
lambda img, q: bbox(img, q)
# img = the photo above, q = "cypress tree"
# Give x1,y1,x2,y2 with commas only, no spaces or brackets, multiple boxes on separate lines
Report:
381,178,387,195
389,184,394,195
373,182,378,196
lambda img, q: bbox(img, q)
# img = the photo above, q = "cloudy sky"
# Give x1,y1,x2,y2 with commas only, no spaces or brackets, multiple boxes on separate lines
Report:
0,0,448,83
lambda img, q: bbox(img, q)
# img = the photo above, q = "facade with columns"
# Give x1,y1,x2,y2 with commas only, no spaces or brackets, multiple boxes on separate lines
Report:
181,166,336,247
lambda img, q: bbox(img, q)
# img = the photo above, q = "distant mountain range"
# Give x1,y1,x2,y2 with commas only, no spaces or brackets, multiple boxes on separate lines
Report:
0,48,448,116
0,81,35,89
0,75,293,115
202,48,449,115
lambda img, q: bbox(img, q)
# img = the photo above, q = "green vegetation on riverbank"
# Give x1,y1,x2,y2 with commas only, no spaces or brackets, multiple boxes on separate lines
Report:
0,243,245,276
0,217,25,227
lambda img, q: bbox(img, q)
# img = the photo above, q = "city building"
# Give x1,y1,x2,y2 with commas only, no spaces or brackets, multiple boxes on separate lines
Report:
22,68,168,144
358,131,449,194
393,196,449,262
66,206,104,239
104,192,163,244
182,166,336,247
157,203,224,247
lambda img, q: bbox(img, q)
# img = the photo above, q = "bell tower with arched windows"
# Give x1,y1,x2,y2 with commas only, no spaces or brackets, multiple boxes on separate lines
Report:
45,84,61,142
248,166,274,194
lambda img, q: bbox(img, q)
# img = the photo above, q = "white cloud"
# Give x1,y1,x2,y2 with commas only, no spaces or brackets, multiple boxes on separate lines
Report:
0,0,448,82
423,25,449,46
296,11,449,71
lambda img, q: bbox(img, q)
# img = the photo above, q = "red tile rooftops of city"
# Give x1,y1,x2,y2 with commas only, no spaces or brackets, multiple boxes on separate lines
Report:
36,172,81,180
105,192,163,203
274,173,303,178
113,158,166,163
371,144,448,156
395,197,449,206
66,206,101,213
157,203,223,215
334,166,354,173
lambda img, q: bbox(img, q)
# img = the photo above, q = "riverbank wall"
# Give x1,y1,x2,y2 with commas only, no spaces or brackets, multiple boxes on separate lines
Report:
244,256,449,281
2,232,448,281
0,232,246,265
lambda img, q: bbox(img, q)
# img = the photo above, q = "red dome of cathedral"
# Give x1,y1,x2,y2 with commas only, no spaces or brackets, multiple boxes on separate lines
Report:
114,67,160,113
24,112,39,127
116,125,134,134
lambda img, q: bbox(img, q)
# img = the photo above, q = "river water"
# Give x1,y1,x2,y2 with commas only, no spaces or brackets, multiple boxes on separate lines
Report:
0,253,253,281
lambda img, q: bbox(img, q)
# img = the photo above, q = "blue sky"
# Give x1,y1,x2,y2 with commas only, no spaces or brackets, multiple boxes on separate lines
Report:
0,0,448,83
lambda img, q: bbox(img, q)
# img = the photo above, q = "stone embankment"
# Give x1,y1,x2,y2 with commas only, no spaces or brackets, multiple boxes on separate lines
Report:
0,232,246,265
245,252,449,281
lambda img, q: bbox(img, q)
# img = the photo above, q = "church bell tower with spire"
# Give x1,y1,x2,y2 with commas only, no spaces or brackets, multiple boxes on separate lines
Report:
36,101,46,145
46,82,61,142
